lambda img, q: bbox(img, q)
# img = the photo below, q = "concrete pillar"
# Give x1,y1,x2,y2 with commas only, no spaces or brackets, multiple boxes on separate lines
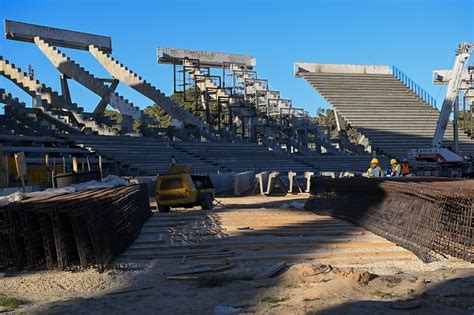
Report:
334,108,345,132
288,171,297,193
266,171,280,195
255,171,269,195
304,171,314,193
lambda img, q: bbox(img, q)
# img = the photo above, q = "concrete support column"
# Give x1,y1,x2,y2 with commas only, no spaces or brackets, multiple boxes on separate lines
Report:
304,171,314,193
255,172,269,195
334,108,345,132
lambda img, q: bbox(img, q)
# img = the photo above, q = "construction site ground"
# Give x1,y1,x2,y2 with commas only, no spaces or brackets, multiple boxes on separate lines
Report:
1,194,473,314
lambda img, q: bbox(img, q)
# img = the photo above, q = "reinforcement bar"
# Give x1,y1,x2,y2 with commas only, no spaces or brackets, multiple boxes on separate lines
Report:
306,177,474,263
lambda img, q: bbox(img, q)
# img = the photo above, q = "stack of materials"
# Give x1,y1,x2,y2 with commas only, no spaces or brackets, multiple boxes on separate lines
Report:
0,184,151,271
305,177,474,263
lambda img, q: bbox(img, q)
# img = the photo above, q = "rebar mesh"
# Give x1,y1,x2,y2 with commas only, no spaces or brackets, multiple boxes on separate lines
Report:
0,184,151,271
306,177,474,262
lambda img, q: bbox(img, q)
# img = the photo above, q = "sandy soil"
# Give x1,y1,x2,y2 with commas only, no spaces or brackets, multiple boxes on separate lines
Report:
1,194,473,314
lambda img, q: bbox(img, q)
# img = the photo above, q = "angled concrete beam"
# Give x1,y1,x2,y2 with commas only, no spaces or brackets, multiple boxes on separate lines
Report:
158,47,255,69
4,19,112,52
93,79,119,114
294,63,392,76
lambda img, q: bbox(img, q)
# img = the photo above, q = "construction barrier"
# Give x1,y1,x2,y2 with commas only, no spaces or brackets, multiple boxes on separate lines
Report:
0,184,151,271
305,177,474,263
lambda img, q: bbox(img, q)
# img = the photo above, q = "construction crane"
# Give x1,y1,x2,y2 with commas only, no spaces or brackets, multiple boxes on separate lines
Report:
409,42,473,176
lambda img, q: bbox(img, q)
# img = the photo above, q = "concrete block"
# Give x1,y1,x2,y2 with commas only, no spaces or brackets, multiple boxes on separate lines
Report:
209,173,235,195
5,20,112,52
233,171,254,195
158,47,255,69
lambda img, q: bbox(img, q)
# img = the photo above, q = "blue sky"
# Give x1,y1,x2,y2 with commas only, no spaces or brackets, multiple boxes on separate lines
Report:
0,0,473,115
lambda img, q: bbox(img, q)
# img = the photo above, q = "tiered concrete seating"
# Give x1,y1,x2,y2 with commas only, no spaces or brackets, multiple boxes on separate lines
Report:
296,154,373,173
1,89,80,136
172,142,312,173
0,134,109,177
67,135,221,175
299,69,474,159
67,136,315,175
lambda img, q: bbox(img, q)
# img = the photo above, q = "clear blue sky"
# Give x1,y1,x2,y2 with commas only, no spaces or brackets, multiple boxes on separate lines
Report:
1,0,473,115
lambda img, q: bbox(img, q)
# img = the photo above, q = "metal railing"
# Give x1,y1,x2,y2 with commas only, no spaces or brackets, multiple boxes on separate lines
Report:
392,66,437,109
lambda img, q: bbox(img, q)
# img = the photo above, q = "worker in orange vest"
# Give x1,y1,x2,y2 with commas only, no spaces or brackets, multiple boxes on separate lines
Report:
401,159,410,176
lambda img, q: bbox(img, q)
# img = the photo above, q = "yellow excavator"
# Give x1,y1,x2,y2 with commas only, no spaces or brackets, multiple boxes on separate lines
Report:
155,164,215,212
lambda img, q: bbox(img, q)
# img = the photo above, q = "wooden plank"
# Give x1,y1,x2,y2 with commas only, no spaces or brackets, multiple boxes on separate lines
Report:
225,226,365,233
165,263,237,276
221,223,354,229
123,252,233,260
227,230,368,237
129,241,396,252
227,251,413,263
254,262,287,280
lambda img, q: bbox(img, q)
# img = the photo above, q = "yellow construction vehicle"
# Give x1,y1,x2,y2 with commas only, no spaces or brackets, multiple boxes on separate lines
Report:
155,164,215,212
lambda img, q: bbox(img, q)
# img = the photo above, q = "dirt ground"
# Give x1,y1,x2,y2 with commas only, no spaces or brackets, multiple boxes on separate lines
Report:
1,194,473,314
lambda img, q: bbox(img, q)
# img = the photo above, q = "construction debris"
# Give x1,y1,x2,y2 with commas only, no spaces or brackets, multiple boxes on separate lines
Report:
306,177,474,263
0,184,151,271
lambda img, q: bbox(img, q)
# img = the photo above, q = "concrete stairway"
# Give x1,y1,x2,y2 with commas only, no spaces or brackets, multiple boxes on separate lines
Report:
88,46,211,135
0,89,80,135
0,56,117,136
300,71,474,158
0,56,81,111
2,93,56,136
34,37,150,122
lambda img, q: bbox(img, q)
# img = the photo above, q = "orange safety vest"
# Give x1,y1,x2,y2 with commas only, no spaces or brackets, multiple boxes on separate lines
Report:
402,163,410,175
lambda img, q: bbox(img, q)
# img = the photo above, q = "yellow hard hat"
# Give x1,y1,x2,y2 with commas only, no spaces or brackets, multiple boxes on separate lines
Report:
370,158,379,164
390,159,397,165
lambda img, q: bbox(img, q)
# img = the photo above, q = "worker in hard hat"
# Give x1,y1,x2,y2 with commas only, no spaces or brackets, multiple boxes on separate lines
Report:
389,158,402,177
401,159,410,176
367,158,384,177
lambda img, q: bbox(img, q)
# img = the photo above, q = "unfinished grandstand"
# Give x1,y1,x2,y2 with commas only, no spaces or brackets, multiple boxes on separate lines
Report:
1,18,474,314
1,20,473,185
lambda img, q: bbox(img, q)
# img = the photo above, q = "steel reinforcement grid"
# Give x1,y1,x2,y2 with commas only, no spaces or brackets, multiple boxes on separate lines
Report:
306,177,474,263
0,184,151,271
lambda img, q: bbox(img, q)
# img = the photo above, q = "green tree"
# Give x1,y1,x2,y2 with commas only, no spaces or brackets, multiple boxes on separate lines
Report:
143,91,203,128
103,109,122,123
315,107,361,142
